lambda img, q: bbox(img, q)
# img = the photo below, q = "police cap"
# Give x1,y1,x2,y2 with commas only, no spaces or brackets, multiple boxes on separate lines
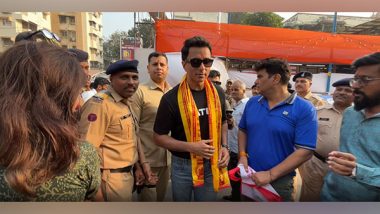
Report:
106,60,139,75
292,71,313,81
332,78,351,87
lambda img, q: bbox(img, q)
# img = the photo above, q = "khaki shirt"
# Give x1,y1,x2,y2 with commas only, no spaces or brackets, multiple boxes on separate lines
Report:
131,80,171,167
304,91,326,108
315,104,343,158
78,86,138,169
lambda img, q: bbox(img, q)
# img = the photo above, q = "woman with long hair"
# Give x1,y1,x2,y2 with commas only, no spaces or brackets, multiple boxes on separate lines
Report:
0,42,100,201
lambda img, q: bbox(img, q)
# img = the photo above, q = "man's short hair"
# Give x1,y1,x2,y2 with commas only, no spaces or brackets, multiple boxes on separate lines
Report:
181,36,212,61
93,77,110,88
67,48,89,62
233,80,246,91
254,58,290,85
251,84,257,89
148,52,168,63
209,70,220,78
352,52,380,70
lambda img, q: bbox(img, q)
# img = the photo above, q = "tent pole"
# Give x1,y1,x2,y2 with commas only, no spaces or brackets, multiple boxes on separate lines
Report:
326,12,337,93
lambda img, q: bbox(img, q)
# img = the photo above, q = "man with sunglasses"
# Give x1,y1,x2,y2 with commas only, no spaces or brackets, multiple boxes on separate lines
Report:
208,69,233,122
153,36,230,201
208,69,222,85
321,52,380,201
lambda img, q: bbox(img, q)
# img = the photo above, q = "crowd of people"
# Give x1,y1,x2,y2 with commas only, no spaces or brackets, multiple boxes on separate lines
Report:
0,29,379,202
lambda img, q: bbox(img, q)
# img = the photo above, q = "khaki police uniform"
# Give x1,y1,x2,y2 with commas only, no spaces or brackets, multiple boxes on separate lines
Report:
304,91,326,108
298,104,343,201
293,93,325,200
131,80,171,201
78,86,138,201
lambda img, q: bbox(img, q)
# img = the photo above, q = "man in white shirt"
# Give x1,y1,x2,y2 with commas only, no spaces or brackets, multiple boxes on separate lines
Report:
223,80,249,201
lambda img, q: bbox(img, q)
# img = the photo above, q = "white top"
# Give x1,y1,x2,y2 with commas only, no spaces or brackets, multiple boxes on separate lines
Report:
81,89,97,103
227,97,249,153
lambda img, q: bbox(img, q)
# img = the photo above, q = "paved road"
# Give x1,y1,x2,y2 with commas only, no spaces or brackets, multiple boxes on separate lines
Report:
132,179,232,202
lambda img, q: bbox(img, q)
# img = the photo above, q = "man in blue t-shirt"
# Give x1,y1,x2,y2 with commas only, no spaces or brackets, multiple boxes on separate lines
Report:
238,58,317,201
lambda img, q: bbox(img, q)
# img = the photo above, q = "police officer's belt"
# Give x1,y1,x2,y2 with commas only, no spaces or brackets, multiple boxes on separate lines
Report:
313,151,326,163
102,166,133,173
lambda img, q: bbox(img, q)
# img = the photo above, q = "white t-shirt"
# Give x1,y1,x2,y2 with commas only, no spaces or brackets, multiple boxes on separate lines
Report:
228,97,249,153
81,89,97,103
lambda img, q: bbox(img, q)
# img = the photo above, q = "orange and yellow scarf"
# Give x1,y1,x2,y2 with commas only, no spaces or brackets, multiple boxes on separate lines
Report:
177,75,230,192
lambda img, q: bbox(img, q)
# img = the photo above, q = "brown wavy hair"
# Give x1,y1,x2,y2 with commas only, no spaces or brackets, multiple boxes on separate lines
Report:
0,42,86,197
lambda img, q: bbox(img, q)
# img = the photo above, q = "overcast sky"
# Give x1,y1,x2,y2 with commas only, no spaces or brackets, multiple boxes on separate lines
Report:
102,12,374,39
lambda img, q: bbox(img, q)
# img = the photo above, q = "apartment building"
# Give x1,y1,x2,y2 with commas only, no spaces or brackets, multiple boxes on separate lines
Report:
51,12,104,73
0,12,51,53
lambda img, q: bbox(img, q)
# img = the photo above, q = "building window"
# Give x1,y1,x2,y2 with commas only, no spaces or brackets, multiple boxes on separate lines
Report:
89,20,96,28
59,15,67,24
90,61,102,69
61,45,67,49
68,30,76,42
60,30,68,38
1,18,12,26
89,33,97,41
29,22,37,31
1,37,13,46
68,16,75,25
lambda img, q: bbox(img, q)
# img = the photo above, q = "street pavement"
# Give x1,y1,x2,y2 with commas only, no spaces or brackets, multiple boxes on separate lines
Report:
132,179,232,202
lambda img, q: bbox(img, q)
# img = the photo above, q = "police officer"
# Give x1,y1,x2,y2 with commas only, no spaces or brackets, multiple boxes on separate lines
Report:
299,78,354,201
293,71,325,107
78,60,149,201
131,52,171,201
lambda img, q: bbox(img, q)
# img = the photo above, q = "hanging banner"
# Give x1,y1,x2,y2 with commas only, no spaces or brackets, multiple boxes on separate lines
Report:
156,20,380,64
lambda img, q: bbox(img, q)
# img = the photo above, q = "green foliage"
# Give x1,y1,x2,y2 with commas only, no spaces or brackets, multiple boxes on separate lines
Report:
102,18,155,68
102,31,128,68
242,12,284,28
127,18,155,48
228,12,249,24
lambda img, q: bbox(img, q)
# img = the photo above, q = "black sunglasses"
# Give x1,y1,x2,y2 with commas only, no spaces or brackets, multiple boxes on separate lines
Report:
26,29,61,43
212,81,222,85
186,58,214,68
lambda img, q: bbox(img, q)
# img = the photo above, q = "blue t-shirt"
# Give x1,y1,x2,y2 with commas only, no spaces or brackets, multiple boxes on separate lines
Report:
239,93,317,173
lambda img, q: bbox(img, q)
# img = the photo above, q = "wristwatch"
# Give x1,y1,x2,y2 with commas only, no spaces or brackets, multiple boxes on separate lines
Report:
221,144,230,151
